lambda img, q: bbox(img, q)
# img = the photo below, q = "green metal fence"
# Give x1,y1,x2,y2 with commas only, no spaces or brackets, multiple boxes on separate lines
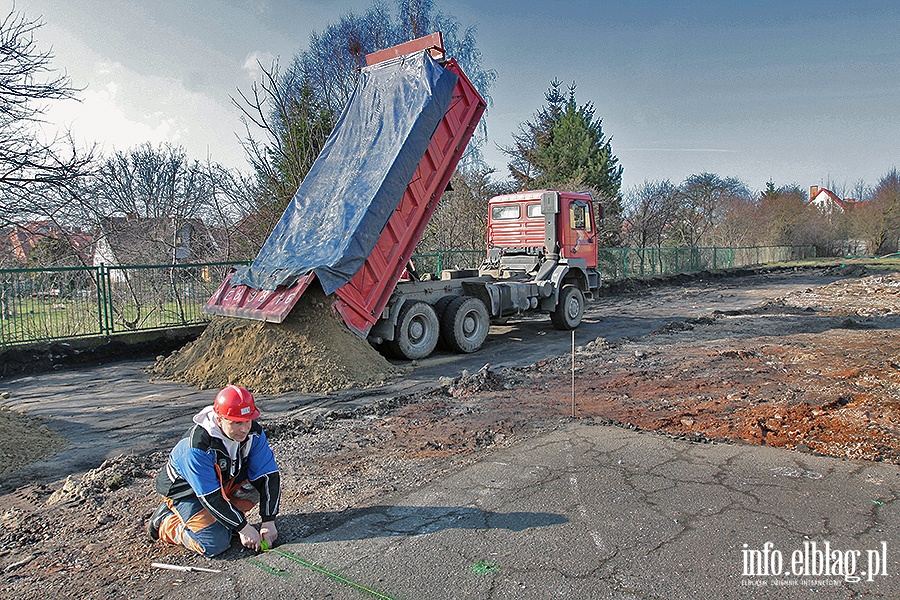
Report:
410,246,816,280
410,250,484,276
1,246,816,347
597,246,817,280
0,261,243,347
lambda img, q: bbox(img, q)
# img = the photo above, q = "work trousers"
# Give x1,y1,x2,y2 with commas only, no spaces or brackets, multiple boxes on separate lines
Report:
156,479,257,557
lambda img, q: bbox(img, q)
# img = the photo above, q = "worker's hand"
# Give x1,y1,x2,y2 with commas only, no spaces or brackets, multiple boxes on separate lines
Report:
238,523,262,551
260,521,278,546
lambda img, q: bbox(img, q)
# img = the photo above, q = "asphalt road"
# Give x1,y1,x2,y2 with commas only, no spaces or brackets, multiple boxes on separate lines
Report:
165,422,900,599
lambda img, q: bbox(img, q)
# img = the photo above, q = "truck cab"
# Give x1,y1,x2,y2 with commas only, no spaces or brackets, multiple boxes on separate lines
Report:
483,190,601,284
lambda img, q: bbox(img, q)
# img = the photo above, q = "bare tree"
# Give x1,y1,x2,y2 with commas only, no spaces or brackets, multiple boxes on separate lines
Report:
418,166,508,258
84,143,235,265
0,6,93,228
233,59,335,216
622,180,680,248
204,163,274,259
851,168,900,254
672,173,749,247
754,183,820,246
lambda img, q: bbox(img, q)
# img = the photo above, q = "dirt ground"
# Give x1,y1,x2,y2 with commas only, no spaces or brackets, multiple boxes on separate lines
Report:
3,264,900,598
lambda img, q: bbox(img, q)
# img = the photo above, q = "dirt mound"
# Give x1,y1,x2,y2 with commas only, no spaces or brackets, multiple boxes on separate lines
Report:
151,286,403,395
47,452,163,505
0,406,65,475
783,272,900,316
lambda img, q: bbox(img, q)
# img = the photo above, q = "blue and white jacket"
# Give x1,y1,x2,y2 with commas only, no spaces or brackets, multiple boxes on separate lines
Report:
155,406,281,531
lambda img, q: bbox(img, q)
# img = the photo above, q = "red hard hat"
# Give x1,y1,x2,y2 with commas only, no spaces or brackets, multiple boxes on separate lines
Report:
213,385,260,421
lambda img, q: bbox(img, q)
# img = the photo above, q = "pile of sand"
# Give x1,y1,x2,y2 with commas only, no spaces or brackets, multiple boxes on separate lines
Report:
151,286,403,395
0,407,65,475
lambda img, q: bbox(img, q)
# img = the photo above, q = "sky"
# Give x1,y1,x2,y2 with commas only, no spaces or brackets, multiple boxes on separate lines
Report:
13,0,900,197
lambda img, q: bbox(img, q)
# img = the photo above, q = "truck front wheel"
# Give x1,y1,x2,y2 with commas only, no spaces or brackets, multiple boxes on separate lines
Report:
441,296,490,353
550,285,584,330
388,300,439,359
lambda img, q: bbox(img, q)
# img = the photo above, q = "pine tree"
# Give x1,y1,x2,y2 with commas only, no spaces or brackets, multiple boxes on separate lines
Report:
504,80,623,244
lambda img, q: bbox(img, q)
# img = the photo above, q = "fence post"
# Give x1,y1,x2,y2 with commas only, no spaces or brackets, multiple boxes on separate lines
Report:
96,264,112,336
95,265,104,336
103,265,115,335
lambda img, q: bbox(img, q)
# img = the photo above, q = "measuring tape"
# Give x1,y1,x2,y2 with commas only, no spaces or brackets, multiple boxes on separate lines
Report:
257,541,398,600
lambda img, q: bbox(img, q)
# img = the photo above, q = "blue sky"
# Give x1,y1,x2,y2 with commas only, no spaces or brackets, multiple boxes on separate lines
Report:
15,0,900,196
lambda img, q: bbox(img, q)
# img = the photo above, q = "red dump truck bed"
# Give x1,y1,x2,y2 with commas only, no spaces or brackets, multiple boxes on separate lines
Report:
203,34,486,336
332,56,485,336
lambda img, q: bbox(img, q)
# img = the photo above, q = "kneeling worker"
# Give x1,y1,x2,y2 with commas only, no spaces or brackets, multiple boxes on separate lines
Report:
148,385,280,556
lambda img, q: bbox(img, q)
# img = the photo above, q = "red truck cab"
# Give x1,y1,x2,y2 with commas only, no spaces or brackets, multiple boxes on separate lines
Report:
486,190,601,269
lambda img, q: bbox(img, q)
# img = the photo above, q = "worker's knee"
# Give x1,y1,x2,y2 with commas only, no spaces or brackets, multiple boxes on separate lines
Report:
189,524,233,557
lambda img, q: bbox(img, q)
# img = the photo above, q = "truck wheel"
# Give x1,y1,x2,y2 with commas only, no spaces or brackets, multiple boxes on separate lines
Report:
387,300,439,360
432,295,458,349
550,285,584,330
441,296,490,353
432,295,457,320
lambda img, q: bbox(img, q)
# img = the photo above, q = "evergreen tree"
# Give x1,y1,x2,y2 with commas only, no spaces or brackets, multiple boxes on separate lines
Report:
504,80,623,245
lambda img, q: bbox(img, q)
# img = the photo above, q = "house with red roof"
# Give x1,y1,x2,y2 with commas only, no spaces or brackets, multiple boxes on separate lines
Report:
807,186,857,214
2,221,93,267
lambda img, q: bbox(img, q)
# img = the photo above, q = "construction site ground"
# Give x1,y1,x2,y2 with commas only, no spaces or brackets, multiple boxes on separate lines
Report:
3,260,900,598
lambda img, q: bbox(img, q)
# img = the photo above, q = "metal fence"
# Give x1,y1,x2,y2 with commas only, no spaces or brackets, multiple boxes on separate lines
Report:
597,246,817,280
1,246,816,347
411,250,484,276
0,261,241,347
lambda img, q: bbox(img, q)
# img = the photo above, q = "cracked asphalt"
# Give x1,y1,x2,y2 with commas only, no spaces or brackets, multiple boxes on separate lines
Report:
168,422,900,599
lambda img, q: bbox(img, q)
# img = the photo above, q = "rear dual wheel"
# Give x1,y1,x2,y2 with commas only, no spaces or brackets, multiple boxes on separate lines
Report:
440,296,490,353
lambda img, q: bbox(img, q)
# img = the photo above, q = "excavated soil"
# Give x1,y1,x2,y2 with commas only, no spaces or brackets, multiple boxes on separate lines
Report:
151,285,403,394
0,407,65,476
4,266,900,598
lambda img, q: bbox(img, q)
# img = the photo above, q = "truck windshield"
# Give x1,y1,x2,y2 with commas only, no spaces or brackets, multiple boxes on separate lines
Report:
491,205,520,220
526,204,543,218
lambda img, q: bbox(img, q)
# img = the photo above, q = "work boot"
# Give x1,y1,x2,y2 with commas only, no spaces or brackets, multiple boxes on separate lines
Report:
147,504,174,541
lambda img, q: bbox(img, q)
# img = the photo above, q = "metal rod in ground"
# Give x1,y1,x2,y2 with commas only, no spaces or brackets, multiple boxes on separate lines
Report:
571,330,576,418
151,562,221,573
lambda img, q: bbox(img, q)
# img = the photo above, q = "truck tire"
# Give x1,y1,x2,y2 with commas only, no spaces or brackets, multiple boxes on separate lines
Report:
432,295,458,349
550,285,584,330
432,295,457,321
387,300,439,360
441,296,490,353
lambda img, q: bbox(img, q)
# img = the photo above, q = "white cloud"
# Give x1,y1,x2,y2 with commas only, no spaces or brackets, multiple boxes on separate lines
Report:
242,50,276,79
45,79,179,154
37,58,247,170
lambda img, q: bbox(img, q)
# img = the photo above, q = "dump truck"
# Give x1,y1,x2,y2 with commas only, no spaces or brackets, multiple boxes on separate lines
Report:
204,33,602,360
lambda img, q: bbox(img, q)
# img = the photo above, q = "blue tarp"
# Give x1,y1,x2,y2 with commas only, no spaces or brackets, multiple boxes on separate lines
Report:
230,51,458,295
